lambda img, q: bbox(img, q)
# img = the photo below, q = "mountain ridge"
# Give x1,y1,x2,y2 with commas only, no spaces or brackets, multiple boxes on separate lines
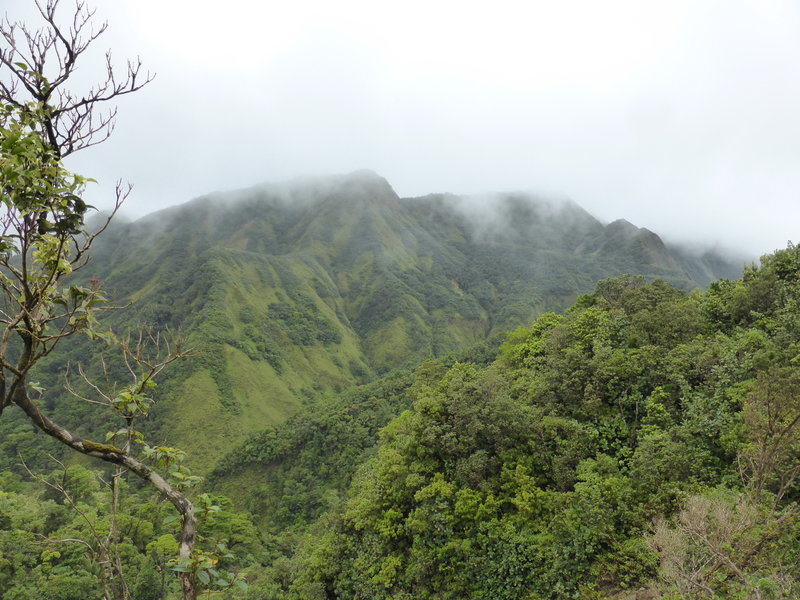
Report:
48,170,747,471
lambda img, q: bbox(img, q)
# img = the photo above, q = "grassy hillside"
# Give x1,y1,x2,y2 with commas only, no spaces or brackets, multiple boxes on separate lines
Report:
1,171,744,476
208,244,800,600
3,205,794,599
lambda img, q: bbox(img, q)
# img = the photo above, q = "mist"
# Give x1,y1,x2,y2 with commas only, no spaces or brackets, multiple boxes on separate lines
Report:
2,0,799,257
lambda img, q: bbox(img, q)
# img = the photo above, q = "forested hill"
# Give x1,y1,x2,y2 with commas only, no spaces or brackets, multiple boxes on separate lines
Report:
56,170,741,468
3,243,799,598
4,168,790,600
231,244,800,600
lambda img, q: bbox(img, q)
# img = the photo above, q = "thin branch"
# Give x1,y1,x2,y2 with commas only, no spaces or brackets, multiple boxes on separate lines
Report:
64,362,111,406
19,453,105,546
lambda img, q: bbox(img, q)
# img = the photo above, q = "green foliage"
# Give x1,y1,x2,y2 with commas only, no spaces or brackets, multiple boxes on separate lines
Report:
7,173,741,479
225,248,800,599
268,296,342,346
0,480,261,600
208,369,418,530
0,103,91,236
13,156,799,598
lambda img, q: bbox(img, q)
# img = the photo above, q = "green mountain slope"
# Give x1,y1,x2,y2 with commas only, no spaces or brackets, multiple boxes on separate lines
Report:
14,171,743,472
220,246,800,600
3,243,796,600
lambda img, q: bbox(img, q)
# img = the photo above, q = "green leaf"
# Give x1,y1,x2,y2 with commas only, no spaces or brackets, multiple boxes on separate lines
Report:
197,570,210,585
235,580,249,592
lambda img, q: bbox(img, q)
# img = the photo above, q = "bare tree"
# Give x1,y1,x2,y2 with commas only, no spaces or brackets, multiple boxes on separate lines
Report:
650,491,798,599
21,455,132,600
739,366,800,508
650,368,800,599
0,2,202,598
0,0,152,157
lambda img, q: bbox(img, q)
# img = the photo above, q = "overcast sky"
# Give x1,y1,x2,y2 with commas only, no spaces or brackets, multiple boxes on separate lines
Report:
4,0,800,257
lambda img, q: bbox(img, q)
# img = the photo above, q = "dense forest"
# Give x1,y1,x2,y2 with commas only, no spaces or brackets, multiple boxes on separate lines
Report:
2,2,795,599
0,170,744,477
4,242,800,599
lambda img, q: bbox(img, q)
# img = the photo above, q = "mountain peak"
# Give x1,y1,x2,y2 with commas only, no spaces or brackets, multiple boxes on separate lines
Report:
606,218,640,233
330,169,398,200
342,168,387,183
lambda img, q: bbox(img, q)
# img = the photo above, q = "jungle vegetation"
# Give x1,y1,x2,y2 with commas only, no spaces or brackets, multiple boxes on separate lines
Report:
4,242,799,598
4,2,795,600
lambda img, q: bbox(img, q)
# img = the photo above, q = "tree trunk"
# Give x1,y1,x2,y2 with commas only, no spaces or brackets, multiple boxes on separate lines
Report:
12,390,198,600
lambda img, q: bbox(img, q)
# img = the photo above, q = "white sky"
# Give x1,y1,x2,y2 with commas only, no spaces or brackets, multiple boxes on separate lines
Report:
4,0,800,257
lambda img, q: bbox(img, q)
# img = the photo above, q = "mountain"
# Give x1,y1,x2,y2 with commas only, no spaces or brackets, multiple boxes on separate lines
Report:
4,235,798,599
233,246,800,600
16,171,744,471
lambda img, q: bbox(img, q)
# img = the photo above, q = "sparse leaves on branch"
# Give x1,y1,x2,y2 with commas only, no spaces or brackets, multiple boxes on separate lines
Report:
0,0,153,157
0,2,215,599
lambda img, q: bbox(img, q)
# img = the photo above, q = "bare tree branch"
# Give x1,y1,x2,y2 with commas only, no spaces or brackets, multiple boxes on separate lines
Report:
0,3,201,598
0,0,154,157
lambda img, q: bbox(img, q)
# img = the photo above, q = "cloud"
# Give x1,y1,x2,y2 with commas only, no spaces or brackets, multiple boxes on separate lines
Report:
3,0,799,256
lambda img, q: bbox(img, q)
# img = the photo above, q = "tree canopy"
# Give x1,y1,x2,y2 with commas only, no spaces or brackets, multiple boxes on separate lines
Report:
0,2,239,598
